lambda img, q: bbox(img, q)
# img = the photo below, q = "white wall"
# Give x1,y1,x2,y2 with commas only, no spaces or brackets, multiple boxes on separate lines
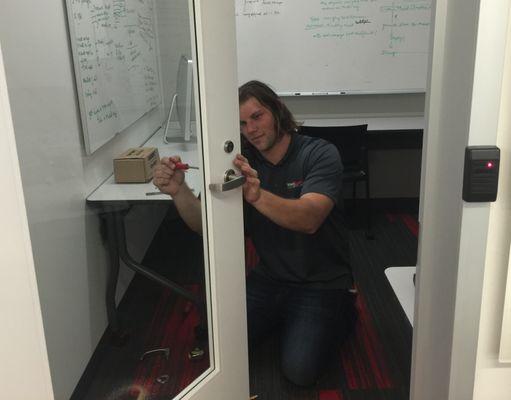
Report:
156,0,193,119
0,42,54,400
412,0,510,399
473,4,511,398
446,1,508,398
411,0,479,392
0,0,185,398
286,93,425,119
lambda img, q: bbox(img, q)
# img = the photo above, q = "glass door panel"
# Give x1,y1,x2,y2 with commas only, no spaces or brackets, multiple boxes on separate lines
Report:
0,0,248,398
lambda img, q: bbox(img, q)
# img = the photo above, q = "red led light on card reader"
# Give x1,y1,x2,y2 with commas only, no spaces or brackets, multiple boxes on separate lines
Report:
486,161,494,169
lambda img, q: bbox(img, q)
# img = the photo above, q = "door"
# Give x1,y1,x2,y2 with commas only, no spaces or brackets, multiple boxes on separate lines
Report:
0,0,249,398
182,0,250,398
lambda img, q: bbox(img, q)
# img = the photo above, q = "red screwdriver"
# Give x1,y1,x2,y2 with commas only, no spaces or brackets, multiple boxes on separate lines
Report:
175,162,199,170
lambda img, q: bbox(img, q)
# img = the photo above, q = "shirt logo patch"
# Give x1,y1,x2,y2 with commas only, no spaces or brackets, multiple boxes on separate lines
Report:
286,179,304,189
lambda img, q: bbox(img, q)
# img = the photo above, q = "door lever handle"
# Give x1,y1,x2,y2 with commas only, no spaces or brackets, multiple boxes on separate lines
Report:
209,169,246,192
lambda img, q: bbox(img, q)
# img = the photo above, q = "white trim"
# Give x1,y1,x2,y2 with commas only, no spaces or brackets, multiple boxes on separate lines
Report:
0,41,54,399
412,0,510,398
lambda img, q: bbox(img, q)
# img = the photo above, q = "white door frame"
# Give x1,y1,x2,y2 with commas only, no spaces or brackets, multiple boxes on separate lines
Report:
412,0,510,399
0,43,54,400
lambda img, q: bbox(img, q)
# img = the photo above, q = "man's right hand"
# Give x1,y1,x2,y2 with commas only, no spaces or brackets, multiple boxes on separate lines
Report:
153,156,186,196
234,154,261,204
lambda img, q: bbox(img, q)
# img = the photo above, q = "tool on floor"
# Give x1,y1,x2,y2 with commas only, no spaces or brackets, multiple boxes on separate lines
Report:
140,347,170,361
188,346,205,360
156,374,169,384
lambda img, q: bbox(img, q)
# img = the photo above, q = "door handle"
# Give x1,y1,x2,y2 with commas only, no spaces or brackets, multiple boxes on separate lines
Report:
209,169,246,192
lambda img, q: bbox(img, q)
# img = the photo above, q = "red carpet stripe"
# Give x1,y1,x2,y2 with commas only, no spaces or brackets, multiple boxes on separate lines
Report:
340,290,394,390
319,389,344,400
143,290,182,396
357,291,394,388
130,285,209,398
400,214,419,238
341,345,358,389
245,237,259,272
130,288,172,395
385,212,397,222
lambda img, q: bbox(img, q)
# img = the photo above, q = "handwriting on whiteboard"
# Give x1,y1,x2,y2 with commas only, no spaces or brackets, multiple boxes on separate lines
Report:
236,0,431,58
69,0,160,126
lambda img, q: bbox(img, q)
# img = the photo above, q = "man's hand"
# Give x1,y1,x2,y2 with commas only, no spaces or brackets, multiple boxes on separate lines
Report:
233,154,261,204
153,156,186,196
233,154,334,234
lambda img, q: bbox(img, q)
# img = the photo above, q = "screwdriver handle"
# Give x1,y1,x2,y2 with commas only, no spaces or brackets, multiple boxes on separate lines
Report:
174,162,198,170
175,162,190,170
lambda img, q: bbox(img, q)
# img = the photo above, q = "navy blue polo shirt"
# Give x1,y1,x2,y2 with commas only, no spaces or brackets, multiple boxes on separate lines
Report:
243,134,353,290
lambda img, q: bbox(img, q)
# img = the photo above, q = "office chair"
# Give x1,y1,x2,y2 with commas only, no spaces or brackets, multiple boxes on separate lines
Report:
299,124,373,238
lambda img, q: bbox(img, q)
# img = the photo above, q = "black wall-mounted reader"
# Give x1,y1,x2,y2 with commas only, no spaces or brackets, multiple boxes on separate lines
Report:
462,146,500,202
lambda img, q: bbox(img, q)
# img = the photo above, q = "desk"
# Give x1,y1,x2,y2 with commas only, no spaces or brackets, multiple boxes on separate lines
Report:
88,133,202,205
87,128,203,335
384,266,416,326
302,116,425,149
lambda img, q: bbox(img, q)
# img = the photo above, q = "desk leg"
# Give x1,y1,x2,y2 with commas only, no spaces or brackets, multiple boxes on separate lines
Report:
103,209,128,345
105,211,119,331
113,210,208,350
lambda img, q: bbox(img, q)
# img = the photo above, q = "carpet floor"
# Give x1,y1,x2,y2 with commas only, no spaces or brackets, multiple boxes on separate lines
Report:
72,208,417,400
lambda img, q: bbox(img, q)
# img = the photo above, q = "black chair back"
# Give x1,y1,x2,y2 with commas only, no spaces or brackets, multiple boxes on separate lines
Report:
300,124,374,237
299,124,368,173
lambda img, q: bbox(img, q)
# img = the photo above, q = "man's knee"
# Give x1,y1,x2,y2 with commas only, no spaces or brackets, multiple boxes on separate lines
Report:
280,352,321,387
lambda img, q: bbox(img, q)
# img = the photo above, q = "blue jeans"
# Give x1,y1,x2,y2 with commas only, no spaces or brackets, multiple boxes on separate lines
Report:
246,271,357,387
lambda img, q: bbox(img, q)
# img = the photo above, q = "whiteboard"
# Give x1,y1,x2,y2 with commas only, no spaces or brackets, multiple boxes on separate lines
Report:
235,0,432,95
67,0,162,154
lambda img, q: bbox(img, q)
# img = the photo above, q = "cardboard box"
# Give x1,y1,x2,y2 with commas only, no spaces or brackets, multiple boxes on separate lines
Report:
114,147,160,183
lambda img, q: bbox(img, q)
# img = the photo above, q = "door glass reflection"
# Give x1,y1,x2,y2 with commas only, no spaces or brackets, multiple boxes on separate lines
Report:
74,0,210,398
107,0,210,397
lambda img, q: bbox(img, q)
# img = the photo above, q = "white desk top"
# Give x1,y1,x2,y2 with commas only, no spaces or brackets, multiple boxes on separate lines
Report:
87,129,202,203
301,116,424,131
385,266,416,326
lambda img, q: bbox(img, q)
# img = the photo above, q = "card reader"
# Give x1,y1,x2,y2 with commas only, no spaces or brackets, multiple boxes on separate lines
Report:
462,146,500,202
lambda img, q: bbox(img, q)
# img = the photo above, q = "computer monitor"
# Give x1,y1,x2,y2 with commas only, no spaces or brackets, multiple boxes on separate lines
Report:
163,55,195,143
